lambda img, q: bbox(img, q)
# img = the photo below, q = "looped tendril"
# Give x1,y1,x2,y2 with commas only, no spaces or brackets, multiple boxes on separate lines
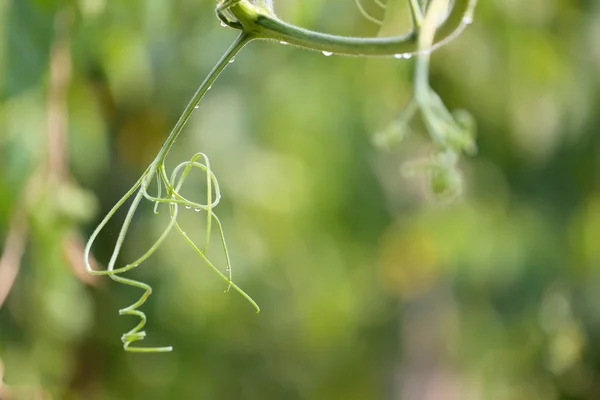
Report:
85,151,259,352
84,33,257,352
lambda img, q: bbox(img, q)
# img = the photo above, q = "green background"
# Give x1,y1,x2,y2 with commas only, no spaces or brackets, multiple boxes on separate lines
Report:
1,0,600,399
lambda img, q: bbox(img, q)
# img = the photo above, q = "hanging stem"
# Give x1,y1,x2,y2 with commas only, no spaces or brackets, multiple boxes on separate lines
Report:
84,32,258,352
154,32,253,166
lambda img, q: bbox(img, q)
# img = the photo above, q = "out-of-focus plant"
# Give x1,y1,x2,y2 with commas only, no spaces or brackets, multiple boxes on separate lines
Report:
84,0,478,352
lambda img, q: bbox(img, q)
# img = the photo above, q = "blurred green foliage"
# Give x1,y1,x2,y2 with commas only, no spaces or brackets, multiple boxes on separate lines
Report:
1,0,600,399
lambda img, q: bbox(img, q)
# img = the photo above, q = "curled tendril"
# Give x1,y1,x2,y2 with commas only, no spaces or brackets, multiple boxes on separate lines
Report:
84,152,259,352
84,28,254,353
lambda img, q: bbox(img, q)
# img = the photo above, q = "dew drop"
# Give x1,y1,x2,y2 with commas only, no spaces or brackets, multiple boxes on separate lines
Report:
229,57,235,63
280,41,288,45
394,54,402,59
226,266,230,272
207,86,212,91
194,208,201,212
194,105,199,109
220,21,227,27
403,53,412,59
462,15,473,24
322,51,333,57
185,205,191,209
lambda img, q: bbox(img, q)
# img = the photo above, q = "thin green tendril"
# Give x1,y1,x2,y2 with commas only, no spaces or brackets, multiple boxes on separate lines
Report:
354,0,384,26
84,33,257,353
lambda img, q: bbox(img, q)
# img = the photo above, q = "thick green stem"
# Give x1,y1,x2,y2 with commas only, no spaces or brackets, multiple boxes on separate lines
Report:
228,0,476,56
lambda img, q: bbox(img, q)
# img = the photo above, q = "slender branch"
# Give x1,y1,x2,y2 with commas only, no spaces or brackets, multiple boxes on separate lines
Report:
0,11,76,311
0,212,27,310
228,0,476,56
47,11,72,182
0,359,4,397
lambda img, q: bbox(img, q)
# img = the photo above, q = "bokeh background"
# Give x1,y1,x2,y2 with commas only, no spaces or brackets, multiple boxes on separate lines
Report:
1,0,600,399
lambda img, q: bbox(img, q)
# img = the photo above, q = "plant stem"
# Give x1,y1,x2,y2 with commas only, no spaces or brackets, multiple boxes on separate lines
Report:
414,0,447,97
153,32,253,166
229,0,475,56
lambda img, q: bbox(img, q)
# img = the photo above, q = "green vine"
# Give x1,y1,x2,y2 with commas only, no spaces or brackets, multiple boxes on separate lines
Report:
85,0,477,352
84,34,256,353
